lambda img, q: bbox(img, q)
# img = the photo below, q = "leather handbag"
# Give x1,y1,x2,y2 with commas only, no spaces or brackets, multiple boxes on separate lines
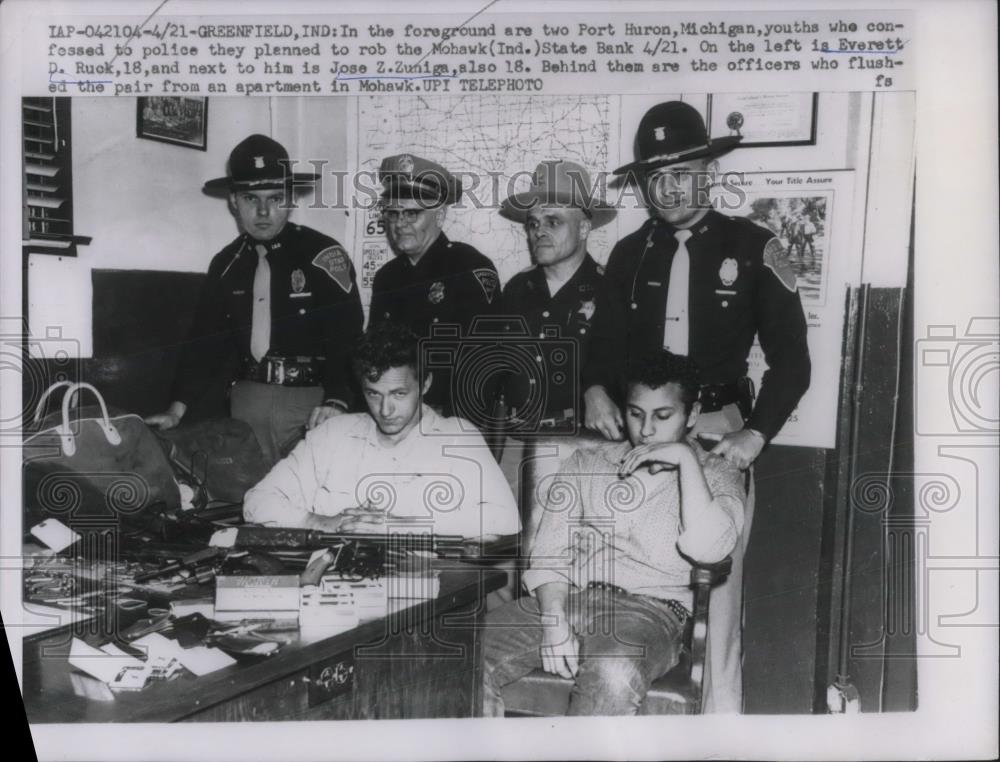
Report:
23,381,180,528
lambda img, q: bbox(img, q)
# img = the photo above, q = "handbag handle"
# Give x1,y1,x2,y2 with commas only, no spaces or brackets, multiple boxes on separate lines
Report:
57,382,122,457
33,380,79,425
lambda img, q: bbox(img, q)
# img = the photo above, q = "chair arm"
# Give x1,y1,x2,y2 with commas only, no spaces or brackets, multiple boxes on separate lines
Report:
689,556,733,587
686,555,733,703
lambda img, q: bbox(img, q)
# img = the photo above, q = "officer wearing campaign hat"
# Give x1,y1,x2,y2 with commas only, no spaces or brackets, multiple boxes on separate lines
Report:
492,160,621,559
147,134,363,467
499,160,618,432
581,101,811,713
369,153,500,416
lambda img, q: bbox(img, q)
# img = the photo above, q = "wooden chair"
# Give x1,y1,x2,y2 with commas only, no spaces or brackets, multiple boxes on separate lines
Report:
499,430,732,715
500,558,731,716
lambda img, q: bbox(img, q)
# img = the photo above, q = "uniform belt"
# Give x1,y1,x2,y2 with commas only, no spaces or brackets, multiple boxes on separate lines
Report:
239,355,324,387
699,378,755,417
586,581,691,623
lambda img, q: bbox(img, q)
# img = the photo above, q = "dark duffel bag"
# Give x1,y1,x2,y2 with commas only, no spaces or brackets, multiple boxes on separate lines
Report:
155,417,269,512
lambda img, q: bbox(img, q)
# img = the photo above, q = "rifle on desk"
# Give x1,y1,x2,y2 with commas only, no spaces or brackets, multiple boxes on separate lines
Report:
210,526,518,560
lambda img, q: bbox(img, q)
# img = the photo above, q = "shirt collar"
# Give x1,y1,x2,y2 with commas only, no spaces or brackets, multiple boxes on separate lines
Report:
651,209,718,242
360,403,441,452
533,252,598,298
404,232,448,271
245,223,291,254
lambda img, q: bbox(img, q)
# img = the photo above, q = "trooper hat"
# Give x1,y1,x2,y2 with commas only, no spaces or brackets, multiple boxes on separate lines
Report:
613,101,742,176
500,160,617,229
203,134,319,195
379,154,462,206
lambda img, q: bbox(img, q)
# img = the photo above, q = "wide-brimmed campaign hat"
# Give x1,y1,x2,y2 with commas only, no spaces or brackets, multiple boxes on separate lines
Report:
613,101,742,176
203,134,320,195
379,154,462,206
500,160,617,229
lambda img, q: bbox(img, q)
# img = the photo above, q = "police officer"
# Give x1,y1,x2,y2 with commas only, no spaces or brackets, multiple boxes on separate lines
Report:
496,159,618,556
370,154,499,415
582,101,811,713
146,134,363,467
499,160,618,433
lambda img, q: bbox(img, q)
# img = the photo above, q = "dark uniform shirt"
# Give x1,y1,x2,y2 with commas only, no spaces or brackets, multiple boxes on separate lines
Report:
369,232,499,415
500,253,617,426
582,209,811,441
173,223,363,409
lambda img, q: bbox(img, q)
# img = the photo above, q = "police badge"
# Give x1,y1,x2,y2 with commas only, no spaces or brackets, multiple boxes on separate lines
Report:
291,269,306,293
428,281,445,304
577,298,596,322
719,258,739,287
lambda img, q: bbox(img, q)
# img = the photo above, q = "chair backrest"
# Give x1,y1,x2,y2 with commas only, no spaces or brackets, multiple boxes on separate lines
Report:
520,430,609,551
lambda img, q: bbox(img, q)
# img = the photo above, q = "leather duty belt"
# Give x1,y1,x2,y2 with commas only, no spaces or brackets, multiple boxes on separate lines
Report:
239,355,323,387
699,378,755,418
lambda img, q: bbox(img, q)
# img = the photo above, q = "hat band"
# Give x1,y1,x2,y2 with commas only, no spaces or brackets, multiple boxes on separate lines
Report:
639,143,713,166
382,176,448,197
232,176,295,187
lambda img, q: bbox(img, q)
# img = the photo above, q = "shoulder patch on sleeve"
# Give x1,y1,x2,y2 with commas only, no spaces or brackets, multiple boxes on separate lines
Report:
311,246,354,294
472,267,499,304
762,237,797,293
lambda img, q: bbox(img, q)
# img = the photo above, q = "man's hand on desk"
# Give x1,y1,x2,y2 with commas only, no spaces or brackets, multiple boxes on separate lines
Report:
300,501,387,533
338,502,389,533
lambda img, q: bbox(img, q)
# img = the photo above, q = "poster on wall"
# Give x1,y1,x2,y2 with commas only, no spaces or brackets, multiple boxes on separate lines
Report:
717,169,860,449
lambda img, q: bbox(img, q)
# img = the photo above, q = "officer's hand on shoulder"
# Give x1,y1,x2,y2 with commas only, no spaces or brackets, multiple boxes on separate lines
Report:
584,385,624,441
307,403,347,430
710,428,767,470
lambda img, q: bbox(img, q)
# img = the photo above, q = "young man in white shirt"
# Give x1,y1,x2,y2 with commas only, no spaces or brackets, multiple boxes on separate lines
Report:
243,322,520,540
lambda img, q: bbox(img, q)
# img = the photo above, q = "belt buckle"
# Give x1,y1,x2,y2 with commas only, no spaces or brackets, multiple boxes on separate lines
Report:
267,357,285,385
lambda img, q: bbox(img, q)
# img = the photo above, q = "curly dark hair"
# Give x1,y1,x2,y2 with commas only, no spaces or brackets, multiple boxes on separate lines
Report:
625,350,701,413
352,322,427,383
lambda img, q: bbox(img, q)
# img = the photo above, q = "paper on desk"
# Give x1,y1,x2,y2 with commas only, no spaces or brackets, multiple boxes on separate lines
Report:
176,645,237,676
30,518,81,552
133,632,235,676
209,527,238,548
170,598,215,618
69,638,143,683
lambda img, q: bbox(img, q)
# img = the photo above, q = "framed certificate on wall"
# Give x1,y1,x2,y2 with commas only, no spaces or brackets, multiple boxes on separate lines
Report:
708,92,818,147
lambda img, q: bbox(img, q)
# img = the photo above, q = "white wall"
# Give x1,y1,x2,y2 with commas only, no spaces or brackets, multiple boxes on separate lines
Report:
27,97,349,357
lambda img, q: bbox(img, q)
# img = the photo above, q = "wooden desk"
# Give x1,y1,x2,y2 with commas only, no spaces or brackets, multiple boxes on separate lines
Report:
22,567,504,723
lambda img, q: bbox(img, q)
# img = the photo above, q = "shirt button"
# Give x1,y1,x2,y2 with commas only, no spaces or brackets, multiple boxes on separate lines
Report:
535,355,543,363
721,301,729,308
542,310,550,318
384,312,391,319
630,302,638,310
579,328,587,335
299,308,306,315
538,333,545,339
432,317,439,323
